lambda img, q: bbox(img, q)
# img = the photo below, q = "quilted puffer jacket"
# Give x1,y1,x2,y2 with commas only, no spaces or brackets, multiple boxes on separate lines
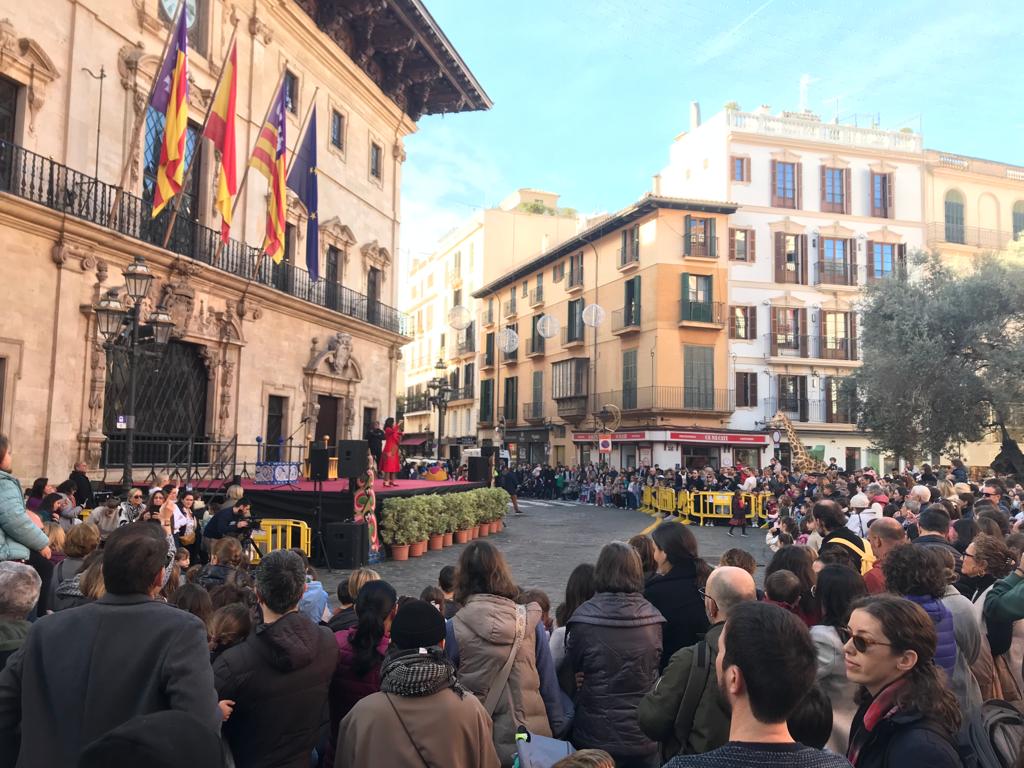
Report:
0,469,48,562
905,594,957,680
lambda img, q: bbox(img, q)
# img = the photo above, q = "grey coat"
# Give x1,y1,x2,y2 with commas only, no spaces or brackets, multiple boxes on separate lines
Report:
810,624,859,754
0,593,220,768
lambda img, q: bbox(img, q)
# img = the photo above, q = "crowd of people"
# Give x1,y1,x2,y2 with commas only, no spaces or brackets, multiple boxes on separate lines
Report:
2,426,1024,767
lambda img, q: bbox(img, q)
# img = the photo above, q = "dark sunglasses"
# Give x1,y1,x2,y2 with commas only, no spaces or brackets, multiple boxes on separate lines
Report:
980,491,997,497
837,626,892,653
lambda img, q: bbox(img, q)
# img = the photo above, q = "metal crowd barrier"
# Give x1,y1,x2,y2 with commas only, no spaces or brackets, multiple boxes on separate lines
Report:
247,518,312,563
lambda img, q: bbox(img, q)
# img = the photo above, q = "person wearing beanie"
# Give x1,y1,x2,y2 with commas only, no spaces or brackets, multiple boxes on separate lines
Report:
336,599,500,768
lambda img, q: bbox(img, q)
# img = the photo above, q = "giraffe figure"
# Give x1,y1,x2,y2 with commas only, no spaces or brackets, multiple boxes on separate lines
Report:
770,410,830,475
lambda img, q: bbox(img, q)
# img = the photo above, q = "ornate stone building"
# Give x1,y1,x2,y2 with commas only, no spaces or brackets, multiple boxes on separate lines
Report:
0,0,488,481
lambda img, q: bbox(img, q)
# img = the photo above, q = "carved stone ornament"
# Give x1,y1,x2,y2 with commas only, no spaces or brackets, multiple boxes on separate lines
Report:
305,332,362,381
0,18,60,133
52,241,99,272
360,240,391,281
249,14,273,45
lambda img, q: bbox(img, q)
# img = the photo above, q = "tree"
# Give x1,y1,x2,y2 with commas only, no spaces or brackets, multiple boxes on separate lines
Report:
850,252,1024,472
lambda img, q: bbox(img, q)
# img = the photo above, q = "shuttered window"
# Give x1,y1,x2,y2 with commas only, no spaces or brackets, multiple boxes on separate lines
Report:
871,172,895,218
735,372,758,408
821,167,850,214
684,345,714,409
771,160,801,208
729,228,756,261
622,349,637,409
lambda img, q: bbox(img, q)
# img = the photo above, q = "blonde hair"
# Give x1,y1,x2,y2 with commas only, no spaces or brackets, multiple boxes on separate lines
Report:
43,522,65,553
211,537,243,568
79,553,106,599
226,485,244,502
347,567,380,601
64,523,100,558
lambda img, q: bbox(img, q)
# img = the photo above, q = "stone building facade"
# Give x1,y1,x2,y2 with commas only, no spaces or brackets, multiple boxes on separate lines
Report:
0,0,488,482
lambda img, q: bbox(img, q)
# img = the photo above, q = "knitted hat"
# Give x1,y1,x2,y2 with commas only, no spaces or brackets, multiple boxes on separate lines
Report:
849,493,870,509
391,598,446,650
78,711,221,768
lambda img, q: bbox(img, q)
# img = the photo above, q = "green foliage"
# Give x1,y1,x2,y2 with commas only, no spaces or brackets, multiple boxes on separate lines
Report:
381,488,506,542
850,252,1024,461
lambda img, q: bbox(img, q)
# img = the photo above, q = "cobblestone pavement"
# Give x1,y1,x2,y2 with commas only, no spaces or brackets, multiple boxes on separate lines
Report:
320,499,772,609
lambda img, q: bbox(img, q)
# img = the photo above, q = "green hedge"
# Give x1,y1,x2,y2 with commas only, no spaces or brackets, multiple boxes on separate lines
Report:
378,487,511,545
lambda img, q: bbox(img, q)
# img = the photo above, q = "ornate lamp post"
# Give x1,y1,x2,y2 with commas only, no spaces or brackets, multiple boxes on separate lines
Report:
93,255,176,492
427,358,453,462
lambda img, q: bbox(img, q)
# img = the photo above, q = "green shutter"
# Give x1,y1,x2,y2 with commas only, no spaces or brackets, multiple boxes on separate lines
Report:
681,272,690,321
708,219,717,257
684,215,692,256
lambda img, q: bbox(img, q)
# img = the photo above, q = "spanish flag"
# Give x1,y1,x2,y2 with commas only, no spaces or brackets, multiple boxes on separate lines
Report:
249,82,288,262
204,41,237,243
150,7,189,218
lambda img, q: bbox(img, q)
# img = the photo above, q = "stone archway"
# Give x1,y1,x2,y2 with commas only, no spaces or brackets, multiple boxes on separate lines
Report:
303,332,364,446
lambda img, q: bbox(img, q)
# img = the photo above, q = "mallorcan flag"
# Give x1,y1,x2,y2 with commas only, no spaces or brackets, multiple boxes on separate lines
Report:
204,41,237,243
150,6,189,218
249,83,288,262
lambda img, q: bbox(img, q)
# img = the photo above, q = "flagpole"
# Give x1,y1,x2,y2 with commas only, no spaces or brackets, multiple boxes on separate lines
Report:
240,84,319,306
108,0,186,227
212,64,288,265
160,21,239,250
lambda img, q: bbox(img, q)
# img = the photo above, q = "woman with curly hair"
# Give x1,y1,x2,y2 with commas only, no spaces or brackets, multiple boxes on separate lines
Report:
962,534,1021,697
844,595,962,768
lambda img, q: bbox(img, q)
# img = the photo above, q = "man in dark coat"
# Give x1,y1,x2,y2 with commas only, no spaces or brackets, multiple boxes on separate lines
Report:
364,420,385,470
500,466,521,514
0,524,220,768
213,549,338,768
68,462,94,510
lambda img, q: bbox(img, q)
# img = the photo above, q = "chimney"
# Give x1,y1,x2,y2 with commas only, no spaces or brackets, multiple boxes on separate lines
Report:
652,173,662,195
690,101,701,130
541,233,550,253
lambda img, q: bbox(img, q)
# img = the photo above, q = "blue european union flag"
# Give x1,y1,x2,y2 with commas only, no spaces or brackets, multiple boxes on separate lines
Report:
287,105,319,281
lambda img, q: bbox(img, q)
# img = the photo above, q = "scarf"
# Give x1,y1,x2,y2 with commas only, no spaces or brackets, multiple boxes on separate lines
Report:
847,678,908,766
380,647,467,699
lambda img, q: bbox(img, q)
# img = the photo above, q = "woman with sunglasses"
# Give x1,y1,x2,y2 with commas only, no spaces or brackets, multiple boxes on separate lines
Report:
843,595,962,768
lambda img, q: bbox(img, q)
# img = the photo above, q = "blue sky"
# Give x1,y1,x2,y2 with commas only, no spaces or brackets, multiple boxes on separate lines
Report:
401,0,1023,259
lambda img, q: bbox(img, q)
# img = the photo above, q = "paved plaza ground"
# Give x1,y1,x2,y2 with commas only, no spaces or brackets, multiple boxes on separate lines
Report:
320,499,772,609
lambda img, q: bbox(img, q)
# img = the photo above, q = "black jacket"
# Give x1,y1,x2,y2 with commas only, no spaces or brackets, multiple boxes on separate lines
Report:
213,611,338,768
0,594,220,768
364,428,385,457
644,561,710,670
847,700,961,768
500,471,519,494
567,592,664,758
68,470,93,509
327,606,357,632
204,506,242,539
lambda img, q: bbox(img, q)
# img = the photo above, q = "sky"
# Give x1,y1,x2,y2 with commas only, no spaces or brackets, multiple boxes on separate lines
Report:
400,0,1024,262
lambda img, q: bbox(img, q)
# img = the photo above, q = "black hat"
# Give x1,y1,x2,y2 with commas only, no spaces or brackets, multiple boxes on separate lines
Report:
78,711,222,768
390,598,446,650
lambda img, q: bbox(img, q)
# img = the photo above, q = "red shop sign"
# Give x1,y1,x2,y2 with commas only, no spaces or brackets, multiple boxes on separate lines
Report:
668,431,769,445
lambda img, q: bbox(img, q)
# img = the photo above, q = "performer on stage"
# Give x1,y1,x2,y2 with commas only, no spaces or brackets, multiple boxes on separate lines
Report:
364,419,385,470
380,417,403,487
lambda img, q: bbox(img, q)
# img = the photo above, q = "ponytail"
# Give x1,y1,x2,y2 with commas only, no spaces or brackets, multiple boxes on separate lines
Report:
351,580,397,677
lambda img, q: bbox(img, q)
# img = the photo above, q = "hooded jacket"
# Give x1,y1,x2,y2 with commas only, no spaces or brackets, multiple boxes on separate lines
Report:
0,471,47,562
567,591,664,758
644,559,709,670
903,594,957,680
213,611,338,768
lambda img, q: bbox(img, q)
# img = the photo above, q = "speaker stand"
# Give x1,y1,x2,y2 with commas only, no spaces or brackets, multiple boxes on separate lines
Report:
312,479,333,572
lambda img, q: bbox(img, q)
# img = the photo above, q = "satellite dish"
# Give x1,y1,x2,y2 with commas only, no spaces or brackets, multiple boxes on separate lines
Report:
447,305,472,331
497,328,520,353
536,314,560,339
581,303,606,327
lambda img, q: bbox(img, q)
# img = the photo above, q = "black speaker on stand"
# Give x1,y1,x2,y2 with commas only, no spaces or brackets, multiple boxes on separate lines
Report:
468,456,490,482
308,446,332,570
309,447,330,482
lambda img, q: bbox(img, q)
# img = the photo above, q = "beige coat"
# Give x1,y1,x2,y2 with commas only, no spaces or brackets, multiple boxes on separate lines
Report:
335,688,500,768
453,595,550,766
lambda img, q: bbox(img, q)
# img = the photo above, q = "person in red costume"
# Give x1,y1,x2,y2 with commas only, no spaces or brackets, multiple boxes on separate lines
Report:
379,417,403,487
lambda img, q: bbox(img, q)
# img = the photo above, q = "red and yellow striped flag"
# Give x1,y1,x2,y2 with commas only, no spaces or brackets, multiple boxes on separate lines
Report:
204,41,237,243
249,83,288,262
150,8,189,218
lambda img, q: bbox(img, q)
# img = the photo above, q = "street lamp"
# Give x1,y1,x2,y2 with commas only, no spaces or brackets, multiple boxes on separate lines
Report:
93,254,176,493
427,358,453,462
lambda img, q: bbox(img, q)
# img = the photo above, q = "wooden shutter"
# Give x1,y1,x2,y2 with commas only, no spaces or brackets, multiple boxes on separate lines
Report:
683,215,692,256
735,372,746,406
844,168,852,215
799,235,809,285
728,306,736,337
820,165,827,210
749,305,758,339
728,228,736,259
795,163,803,209
798,308,809,357
730,157,738,181
886,173,895,218
897,243,907,275
825,377,835,423
866,241,875,278
869,172,879,217
771,160,779,207
680,273,690,321
632,224,640,260
769,309,779,356
749,229,756,262
849,313,858,359
774,232,786,283
744,157,751,181
750,371,758,405
708,218,717,257
798,376,809,422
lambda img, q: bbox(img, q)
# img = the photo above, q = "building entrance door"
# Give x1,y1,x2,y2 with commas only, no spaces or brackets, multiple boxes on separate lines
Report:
316,395,340,450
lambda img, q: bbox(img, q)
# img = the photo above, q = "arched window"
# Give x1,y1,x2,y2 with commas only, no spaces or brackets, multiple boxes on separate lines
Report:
944,190,965,244
1013,201,1024,239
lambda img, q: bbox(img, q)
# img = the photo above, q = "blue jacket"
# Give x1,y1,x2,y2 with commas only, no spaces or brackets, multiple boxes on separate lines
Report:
905,594,957,680
0,470,48,562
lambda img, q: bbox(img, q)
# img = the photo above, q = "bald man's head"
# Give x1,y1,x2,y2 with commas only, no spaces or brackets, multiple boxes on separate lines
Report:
706,565,757,621
867,516,907,560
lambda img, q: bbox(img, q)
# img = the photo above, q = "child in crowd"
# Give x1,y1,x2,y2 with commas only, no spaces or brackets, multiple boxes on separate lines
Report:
786,685,833,750
764,569,804,616
44,522,66,565
292,548,331,624
420,585,446,615
520,588,553,635
208,603,253,661
438,565,460,618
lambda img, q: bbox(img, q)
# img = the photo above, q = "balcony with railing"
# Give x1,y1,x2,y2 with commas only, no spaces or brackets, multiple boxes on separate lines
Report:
764,333,858,361
597,387,734,414
0,139,410,337
678,300,725,326
555,395,590,421
814,260,857,287
402,393,432,414
529,286,544,307
567,270,585,291
618,245,640,269
611,305,642,334
725,107,923,153
685,236,718,259
449,385,475,402
562,325,585,347
773,262,808,285
818,336,857,361
502,299,518,318
526,335,545,357
456,332,476,356
502,404,518,424
926,222,1014,249
503,348,519,364
765,397,855,425
522,402,545,422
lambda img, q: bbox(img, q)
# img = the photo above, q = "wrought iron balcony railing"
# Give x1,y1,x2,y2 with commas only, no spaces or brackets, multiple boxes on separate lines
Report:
596,387,734,413
0,139,410,336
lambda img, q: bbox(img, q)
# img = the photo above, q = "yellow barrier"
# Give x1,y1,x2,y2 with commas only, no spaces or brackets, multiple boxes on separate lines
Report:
641,486,654,512
656,488,676,516
247,518,312,563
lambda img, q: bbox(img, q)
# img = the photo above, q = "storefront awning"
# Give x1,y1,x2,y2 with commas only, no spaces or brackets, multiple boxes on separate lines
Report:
400,437,428,447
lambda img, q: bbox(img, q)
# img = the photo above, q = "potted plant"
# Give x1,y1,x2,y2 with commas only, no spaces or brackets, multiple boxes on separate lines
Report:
407,504,427,557
380,498,412,561
424,495,445,550
452,495,474,544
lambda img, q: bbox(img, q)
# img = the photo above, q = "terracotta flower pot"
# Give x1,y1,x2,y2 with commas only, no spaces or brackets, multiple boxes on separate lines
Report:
478,523,489,537
428,533,444,551
454,529,470,544
410,540,427,557
491,520,502,534
442,532,454,547
390,544,410,561
470,525,480,539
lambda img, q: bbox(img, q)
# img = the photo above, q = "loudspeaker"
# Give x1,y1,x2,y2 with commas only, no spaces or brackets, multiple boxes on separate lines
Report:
336,439,369,478
468,456,490,482
480,445,499,459
324,520,368,569
309,447,330,482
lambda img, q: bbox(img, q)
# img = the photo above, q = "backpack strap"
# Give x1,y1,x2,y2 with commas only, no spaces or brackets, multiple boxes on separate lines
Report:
676,640,712,753
483,604,527,716
384,693,432,768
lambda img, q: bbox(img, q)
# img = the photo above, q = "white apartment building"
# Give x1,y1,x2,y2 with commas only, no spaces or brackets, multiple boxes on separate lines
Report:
658,104,925,472
398,189,580,461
